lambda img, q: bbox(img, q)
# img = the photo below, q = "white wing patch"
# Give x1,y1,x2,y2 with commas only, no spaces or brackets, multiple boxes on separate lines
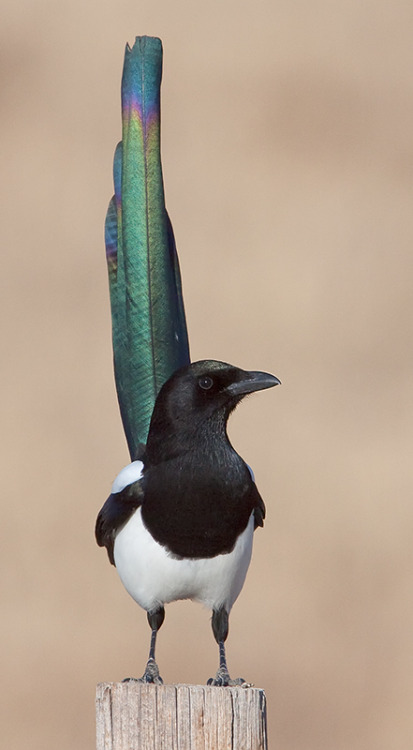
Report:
111,460,144,494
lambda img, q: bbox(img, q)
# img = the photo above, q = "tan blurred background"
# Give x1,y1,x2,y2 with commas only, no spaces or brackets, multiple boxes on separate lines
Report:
2,1,413,748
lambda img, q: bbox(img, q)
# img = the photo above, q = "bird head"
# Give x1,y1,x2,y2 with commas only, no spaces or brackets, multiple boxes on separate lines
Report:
145,360,280,463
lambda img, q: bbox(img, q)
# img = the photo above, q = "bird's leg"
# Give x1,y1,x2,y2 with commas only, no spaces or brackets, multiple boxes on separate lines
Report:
123,606,165,685
141,606,165,683
207,606,251,687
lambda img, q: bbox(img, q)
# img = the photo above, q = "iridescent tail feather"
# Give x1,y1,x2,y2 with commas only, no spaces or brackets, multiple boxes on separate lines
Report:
105,37,190,458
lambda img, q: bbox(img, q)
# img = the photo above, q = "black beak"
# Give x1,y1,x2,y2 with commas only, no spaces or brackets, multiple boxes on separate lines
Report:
226,370,281,397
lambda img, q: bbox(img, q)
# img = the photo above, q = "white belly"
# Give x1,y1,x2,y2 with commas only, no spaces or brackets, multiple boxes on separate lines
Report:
113,508,254,613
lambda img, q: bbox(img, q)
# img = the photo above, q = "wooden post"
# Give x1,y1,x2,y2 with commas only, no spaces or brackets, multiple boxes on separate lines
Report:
96,682,268,750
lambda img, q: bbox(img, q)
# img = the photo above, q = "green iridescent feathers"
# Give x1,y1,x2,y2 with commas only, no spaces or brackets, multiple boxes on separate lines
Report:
105,37,190,458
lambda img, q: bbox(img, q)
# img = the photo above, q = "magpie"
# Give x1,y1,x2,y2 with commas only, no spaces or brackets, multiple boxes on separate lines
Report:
96,359,280,686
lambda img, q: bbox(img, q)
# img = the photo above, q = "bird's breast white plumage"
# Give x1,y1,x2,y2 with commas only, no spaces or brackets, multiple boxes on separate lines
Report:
114,507,254,613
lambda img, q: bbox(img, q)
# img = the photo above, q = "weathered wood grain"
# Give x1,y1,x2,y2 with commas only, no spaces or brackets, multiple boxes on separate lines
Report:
96,683,268,750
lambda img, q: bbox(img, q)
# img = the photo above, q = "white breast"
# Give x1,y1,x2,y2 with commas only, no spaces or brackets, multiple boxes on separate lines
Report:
114,508,254,613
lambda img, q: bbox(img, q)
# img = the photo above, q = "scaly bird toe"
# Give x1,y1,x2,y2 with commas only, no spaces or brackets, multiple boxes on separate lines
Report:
122,658,164,685
207,667,252,688
139,657,164,684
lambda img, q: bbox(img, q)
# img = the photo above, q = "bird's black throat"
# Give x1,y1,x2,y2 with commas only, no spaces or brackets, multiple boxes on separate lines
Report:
136,360,272,559
141,437,257,559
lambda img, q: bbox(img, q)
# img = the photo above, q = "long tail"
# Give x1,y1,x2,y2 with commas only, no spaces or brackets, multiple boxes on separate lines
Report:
105,37,190,458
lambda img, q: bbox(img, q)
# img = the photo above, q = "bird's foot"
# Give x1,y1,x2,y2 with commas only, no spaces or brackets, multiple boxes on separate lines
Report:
139,657,164,684
123,658,164,685
207,667,252,688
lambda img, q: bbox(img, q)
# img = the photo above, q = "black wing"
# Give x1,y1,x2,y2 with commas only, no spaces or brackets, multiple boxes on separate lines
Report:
252,484,266,529
95,481,144,565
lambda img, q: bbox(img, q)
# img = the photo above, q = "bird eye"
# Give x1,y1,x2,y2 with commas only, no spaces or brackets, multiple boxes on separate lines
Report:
198,375,214,390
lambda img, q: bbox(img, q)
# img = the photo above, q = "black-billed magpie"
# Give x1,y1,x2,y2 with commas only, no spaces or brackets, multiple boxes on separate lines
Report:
96,359,280,686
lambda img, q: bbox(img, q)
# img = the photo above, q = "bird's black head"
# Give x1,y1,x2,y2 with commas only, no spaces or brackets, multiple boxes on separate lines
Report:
145,360,280,464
